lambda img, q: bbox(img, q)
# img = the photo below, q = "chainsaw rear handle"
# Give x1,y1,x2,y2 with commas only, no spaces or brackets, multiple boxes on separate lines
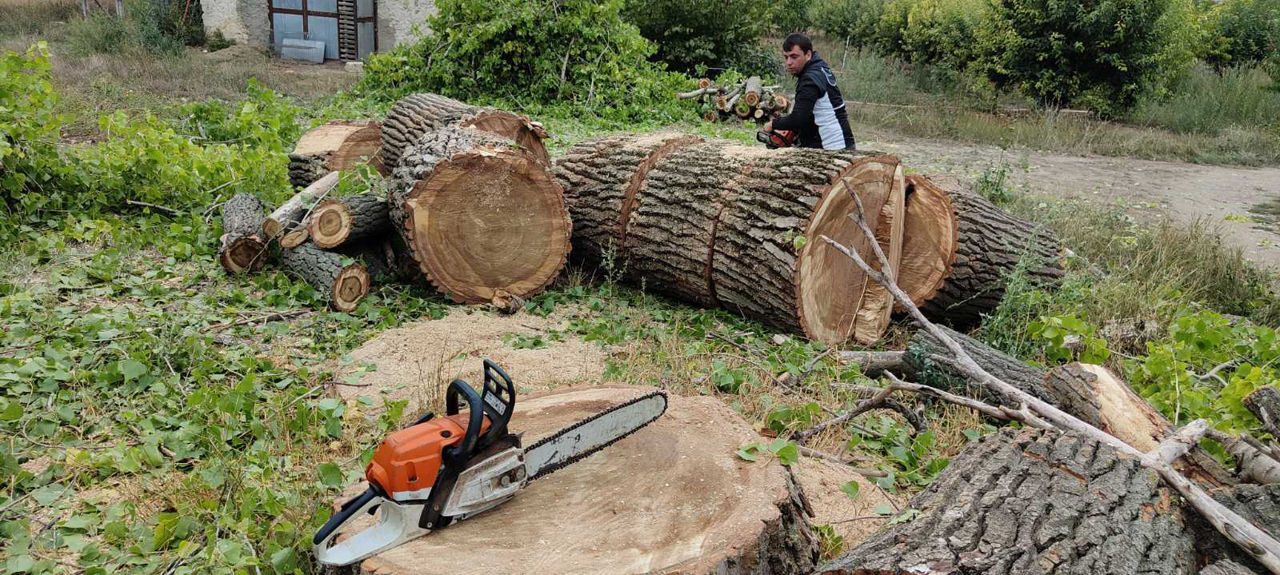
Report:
313,485,379,545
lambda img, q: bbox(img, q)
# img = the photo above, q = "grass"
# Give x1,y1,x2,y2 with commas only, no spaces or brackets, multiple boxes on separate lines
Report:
0,0,77,37
1133,65,1280,136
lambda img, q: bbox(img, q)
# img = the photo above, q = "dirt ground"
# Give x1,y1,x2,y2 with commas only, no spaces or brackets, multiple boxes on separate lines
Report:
863,132,1280,270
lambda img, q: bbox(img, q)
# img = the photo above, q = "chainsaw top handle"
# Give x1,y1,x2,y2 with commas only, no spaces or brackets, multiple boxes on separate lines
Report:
444,359,515,457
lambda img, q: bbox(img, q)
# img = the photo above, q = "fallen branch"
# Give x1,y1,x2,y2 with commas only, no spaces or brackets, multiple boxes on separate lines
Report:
796,386,894,444
819,186,1280,574
127,199,182,216
796,446,889,478
1149,419,1209,465
837,350,906,377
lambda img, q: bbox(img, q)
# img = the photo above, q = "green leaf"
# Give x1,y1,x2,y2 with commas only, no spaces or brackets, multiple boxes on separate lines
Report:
735,442,761,462
119,359,148,381
318,463,344,487
839,480,860,500
0,402,21,422
773,440,799,466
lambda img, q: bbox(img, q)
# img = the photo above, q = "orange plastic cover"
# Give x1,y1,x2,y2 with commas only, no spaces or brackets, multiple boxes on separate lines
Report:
365,414,489,497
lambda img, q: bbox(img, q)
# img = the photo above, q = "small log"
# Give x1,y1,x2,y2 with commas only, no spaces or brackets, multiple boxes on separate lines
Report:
306,195,390,249
390,125,570,303
381,93,549,171
263,171,341,240
555,133,906,345
280,243,370,312
905,325,1054,405
280,228,309,249
837,350,908,378
1246,386,1280,436
898,175,1064,325
1216,431,1280,485
698,77,712,89
218,192,267,273
742,76,763,108
677,86,717,100
817,428,1198,574
324,387,819,575
288,121,386,188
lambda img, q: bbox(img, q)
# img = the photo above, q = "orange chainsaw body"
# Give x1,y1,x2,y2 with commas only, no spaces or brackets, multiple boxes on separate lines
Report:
366,414,491,497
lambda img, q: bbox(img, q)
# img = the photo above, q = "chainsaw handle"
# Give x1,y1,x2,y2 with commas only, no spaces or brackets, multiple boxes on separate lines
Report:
481,359,515,439
313,486,379,545
445,379,485,459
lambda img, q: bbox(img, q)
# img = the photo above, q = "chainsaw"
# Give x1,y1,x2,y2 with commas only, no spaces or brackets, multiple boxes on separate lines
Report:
756,128,797,149
312,359,668,566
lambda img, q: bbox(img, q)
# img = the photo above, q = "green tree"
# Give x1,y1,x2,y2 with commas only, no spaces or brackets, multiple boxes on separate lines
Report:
1202,0,1280,70
623,0,773,75
981,0,1199,116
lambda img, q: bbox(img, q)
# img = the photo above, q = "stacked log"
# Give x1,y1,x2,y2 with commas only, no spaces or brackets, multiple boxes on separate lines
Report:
897,174,1065,326
218,94,570,311
555,133,905,345
288,121,386,188
679,76,791,123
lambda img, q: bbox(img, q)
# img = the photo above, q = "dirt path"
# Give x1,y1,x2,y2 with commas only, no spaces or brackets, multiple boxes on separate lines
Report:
862,133,1280,270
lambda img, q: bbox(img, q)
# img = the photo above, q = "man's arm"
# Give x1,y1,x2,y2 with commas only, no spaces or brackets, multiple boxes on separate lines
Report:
771,76,820,131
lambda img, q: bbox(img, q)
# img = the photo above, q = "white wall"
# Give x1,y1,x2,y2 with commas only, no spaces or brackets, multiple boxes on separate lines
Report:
374,0,435,52
202,0,434,57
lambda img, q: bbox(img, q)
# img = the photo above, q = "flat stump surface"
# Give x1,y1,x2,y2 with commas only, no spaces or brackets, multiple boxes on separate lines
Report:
339,386,800,574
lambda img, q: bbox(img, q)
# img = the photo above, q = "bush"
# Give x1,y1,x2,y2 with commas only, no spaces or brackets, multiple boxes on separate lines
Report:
980,0,1199,116
358,0,693,121
623,0,772,76
1202,0,1280,70
1131,64,1280,134
207,29,235,52
0,44,68,232
895,0,987,71
65,0,204,56
808,0,887,47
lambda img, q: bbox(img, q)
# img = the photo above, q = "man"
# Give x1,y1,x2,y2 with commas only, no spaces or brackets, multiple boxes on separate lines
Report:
764,33,856,150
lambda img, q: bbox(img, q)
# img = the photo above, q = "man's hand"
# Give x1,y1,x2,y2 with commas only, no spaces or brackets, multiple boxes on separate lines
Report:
763,119,773,132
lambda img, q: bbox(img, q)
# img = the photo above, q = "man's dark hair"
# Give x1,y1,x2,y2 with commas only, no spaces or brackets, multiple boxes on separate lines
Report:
782,33,813,54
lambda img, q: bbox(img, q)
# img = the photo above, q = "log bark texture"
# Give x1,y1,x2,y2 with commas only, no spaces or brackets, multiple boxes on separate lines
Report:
280,242,370,312
380,93,549,172
288,121,386,188
264,171,341,240
817,428,1198,575
218,192,267,273
324,386,819,575
554,133,906,345
899,175,1064,326
307,195,390,249
1246,386,1280,434
1190,484,1280,574
389,125,570,303
905,330,1232,486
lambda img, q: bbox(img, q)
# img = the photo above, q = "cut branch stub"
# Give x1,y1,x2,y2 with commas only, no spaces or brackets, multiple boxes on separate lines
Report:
554,133,906,345
307,195,391,249
390,126,570,304
380,93,549,172
288,121,386,188
897,174,1064,325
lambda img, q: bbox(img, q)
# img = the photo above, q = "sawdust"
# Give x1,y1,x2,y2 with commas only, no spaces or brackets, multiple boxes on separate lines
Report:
793,456,906,549
337,304,609,415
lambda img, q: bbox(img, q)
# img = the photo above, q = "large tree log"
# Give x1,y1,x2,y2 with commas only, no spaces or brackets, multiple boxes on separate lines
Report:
306,195,390,249
906,330,1232,485
380,93,549,172
554,133,906,345
280,242,370,312
389,125,570,303
324,386,818,575
1190,484,1280,574
898,174,1064,326
288,121,386,188
264,171,342,240
1246,386,1280,436
218,192,267,273
817,428,1199,575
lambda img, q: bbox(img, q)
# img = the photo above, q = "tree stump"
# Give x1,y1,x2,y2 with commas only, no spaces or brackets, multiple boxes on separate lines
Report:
289,121,386,188
307,195,391,249
218,192,267,273
380,93,549,172
897,174,1064,326
817,428,1198,575
554,133,906,345
389,126,570,304
280,242,370,312
324,386,818,575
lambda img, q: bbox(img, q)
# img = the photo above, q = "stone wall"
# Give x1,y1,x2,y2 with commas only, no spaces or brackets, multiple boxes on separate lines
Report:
201,0,432,57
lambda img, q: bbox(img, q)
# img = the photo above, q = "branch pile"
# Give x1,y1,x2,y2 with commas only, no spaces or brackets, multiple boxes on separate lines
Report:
218,93,571,311
678,76,792,124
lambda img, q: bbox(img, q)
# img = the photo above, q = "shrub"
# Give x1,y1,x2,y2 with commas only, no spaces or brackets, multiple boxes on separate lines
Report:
896,0,988,70
0,44,68,232
358,0,694,120
623,0,772,76
1202,0,1280,70
807,0,887,47
65,0,204,56
207,29,235,52
981,0,1199,116
1131,64,1280,134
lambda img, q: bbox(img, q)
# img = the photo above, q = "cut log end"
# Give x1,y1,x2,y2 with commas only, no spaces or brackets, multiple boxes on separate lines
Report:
280,228,310,249
403,151,570,303
309,199,353,249
219,235,266,273
461,110,551,167
795,155,905,346
897,174,958,309
331,264,370,312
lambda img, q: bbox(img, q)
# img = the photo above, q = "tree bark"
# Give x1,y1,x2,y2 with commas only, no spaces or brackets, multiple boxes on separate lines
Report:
280,242,370,312
307,195,391,249
817,428,1199,575
288,121,386,188
380,93,549,172
1190,484,1280,574
322,387,819,575
1246,387,1280,436
389,125,570,304
554,133,906,345
898,174,1064,326
218,192,267,273
905,325,1053,405
264,171,341,240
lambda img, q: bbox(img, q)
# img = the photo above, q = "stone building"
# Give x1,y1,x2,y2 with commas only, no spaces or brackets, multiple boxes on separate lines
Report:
201,0,435,61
